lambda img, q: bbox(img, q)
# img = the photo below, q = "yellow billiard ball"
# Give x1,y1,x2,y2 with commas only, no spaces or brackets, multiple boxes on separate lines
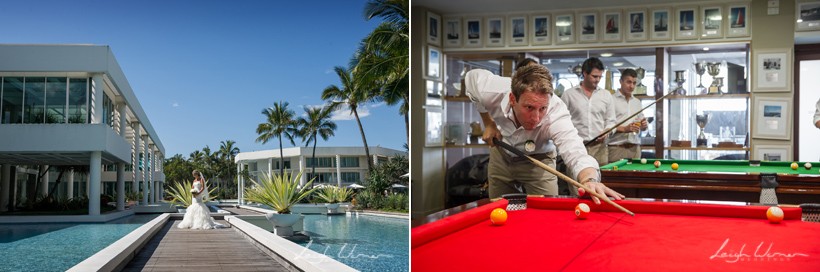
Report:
671,163,679,170
791,162,798,170
766,206,784,223
613,166,618,170
490,208,508,225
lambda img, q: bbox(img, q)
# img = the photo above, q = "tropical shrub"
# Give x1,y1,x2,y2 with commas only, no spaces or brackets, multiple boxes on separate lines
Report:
244,171,317,214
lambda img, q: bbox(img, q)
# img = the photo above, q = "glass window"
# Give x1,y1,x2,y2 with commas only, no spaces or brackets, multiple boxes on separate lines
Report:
306,172,334,183
68,78,88,123
340,156,359,167
2,77,24,124
24,77,45,124
306,157,335,168
340,172,360,183
46,77,67,123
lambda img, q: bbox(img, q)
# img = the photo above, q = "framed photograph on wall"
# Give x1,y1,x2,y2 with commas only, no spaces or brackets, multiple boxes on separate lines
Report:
626,10,647,41
555,13,575,44
752,96,792,140
531,14,551,45
486,17,504,47
753,144,791,161
464,17,482,47
796,1,820,31
602,10,622,42
676,7,698,40
578,11,598,43
444,17,462,47
754,49,791,91
426,46,442,79
509,15,528,46
425,107,443,147
726,3,750,37
427,12,441,46
650,8,672,40
701,6,723,39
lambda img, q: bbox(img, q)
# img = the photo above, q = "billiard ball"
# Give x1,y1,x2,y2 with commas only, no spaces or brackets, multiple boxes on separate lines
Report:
671,163,679,170
491,208,508,225
613,166,618,170
653,160,661,168
791,162,798,170
805,162,812,170
766,206,784,223
575,203,590,219
641,158,647,164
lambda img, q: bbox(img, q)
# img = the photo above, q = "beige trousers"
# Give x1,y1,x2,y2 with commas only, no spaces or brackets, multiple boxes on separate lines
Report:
585,143,609,166
608,144,641,163
488,147,558,198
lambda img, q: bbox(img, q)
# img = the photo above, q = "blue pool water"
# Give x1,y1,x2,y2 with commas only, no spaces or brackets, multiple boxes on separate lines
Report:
0,214,159,272
298,213,408,272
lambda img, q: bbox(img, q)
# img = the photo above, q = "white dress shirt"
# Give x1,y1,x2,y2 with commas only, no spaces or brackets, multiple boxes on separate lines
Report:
608,90,644,145
560,84,617,141
814,98,820,125
465,69,600,179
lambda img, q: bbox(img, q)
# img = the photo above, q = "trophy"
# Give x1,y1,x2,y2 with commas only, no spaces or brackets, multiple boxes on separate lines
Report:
706,62,722,94
696,113,709,147
568,64,583,79
634,67,647,95
673,70,687,95
693,62,707,94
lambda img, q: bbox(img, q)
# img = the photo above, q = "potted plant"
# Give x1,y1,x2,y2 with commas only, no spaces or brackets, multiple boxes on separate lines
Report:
244,171,317,236
316,186,353,214
166,180,214,213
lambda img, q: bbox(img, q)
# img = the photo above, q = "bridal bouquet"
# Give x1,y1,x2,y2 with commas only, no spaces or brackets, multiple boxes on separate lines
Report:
190,188,198,193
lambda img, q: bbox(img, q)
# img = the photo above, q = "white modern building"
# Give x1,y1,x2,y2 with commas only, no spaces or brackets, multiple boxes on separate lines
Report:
235,146,405,204
0,44,165,215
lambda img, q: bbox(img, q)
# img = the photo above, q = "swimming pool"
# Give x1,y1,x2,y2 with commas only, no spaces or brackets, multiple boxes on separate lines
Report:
0,214,158,272
299,213,408,272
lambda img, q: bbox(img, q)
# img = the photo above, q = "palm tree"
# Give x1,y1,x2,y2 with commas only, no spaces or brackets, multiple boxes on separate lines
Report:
256,101,297,177
297,105,337,183
217,140,240,190
322,66,377,172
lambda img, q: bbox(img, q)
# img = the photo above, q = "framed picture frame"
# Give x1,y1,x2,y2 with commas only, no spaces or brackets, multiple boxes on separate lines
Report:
531,14,551,45
426,46,442,79
486,17,505,47
555,13,575,44
796,1,820,31
464,17,482,47
578,11,598,43
676,7,698,40
701,6,723,39
726,3,750,37
444,17,462,47
508,15,528,46
753,144,792,162
427,12,441,46
602,10,622,42
754,49,791,91
752,96,792,140
626,9,647,41
425,107,443,147
650,8,672,40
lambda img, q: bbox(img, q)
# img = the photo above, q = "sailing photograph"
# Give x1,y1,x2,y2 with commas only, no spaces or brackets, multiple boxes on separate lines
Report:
704,8,721,30
654,10,668,32
605,13,619,34
730,6,746,28
679,10,694,31
630,12,644,33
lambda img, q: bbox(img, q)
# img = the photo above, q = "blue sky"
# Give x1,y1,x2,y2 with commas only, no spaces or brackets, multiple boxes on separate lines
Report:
1,0,406,157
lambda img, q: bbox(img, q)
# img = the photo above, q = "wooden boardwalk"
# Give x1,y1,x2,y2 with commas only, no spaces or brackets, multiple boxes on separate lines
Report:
123,217,289,272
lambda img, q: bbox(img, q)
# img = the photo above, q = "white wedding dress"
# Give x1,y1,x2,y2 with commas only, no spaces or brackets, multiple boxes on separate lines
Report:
177,181,224,229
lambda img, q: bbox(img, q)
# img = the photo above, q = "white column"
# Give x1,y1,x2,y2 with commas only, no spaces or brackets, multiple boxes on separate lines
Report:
66,168,74,199
148,145,155,203
118,103,127,136
335,155,342,187
141,136,148,205
116,162,125,211
373,154,378,166
1,165,10,212
267,158,272,175
132,123,140,196
41,165,50,196
299,156,306,186
89,151,102,215
91,74,104,124
238,163,244,205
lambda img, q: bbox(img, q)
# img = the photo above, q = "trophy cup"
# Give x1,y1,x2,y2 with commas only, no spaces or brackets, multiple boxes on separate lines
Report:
706,62,722,95
634,67,647,95
568,64,583,79
696,113,709,147
673,70,687,95
693,62,707,94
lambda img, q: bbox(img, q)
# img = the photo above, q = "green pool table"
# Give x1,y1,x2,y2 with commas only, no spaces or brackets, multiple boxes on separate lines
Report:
601,159,820,204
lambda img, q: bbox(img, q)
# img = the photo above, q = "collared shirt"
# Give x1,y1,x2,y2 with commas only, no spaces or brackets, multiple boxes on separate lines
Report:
608,89,644,145
560,84,616,141
465,69,600,179
814,98,820,124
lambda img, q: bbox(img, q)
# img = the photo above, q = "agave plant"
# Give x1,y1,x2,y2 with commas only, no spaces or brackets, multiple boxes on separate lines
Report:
166,180,214,208
244,171,317,214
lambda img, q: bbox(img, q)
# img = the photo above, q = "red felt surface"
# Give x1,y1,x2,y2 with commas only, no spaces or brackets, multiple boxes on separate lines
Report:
411,197,820,271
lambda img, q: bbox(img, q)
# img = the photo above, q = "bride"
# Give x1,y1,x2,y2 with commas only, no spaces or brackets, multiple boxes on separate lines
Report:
177,170,224,229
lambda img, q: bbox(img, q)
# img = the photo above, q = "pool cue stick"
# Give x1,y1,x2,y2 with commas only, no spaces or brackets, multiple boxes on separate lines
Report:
493,138,635,216
585,91,676,147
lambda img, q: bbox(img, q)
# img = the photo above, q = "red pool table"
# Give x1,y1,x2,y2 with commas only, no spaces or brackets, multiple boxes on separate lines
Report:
412,197,820,271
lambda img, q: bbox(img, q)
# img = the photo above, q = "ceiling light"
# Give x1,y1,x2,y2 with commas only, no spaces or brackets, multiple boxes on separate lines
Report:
600,53,613,57
703,47,710,51
613,62,624,67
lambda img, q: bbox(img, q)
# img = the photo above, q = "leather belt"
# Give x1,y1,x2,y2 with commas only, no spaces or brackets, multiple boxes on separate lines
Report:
583,140,603,146
610,143,638,148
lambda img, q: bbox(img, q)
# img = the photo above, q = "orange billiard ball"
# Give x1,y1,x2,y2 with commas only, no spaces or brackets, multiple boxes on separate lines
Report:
766,206,784,223
791,162,798,170
575,203,590,219
671,163,679,170
491,208,508,225
653,160,661,168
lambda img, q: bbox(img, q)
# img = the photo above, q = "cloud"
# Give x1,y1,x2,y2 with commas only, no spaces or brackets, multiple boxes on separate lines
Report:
329,104,370,121
324,69,333,74
371,102,386,108
172,102,179,107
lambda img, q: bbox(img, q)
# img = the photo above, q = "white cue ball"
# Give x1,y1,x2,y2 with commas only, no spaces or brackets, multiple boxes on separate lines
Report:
805,162,812,170
641,158,647,164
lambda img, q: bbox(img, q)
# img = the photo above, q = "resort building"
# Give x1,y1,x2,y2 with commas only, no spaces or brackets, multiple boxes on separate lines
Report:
235,146,406,203
0,44,165,215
